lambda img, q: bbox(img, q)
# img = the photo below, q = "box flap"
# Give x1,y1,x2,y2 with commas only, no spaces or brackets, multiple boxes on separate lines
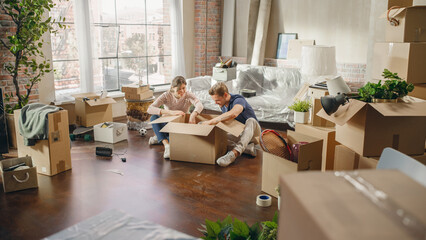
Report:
86,98,117,106
317,99,367,126
160,122,215,136
150,115,183,124
72,92,99,99
369,102,426,116
216,120,245,137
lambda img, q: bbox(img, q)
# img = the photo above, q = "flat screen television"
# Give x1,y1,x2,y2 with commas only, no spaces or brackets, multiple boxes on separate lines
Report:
0,88,9,156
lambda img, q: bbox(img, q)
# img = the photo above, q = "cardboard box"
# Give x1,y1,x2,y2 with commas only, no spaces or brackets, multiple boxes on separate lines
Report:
261,131,323,198
125,90,154,101
0,156,38,193
212,67,236,81
409,84,426,100
372,42,426,84
308,86,328,99
278,170,426,240
121,84,150,94
15,110,72,176
151,114,244,164
94,122,128,144
382,6,426,42
317,99,426,157
73,93,117,127
311,98,335,127
295,123,340,170
52,102,76,125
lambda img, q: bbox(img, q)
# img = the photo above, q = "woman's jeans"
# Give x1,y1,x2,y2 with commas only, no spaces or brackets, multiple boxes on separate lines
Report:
150,115,169,143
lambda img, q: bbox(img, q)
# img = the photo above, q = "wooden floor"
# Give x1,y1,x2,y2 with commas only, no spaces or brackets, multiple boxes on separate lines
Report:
0,128,278,239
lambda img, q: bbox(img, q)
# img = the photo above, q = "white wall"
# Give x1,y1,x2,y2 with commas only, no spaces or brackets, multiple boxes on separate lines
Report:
183,0,195,78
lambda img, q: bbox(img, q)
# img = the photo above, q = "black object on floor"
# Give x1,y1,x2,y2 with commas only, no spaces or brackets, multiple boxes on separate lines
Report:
96,147,113,157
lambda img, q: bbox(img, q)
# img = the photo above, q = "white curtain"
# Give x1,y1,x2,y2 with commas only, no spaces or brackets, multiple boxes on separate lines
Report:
169,0,186,78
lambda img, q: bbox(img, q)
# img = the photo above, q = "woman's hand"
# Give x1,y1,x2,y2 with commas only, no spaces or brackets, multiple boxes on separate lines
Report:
171,110,185,116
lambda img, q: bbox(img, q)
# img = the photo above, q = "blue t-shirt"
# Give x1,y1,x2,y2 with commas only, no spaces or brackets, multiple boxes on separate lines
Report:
221,94,258,124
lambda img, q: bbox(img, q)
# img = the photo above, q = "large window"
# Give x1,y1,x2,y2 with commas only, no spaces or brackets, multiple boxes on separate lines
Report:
51,0,171,99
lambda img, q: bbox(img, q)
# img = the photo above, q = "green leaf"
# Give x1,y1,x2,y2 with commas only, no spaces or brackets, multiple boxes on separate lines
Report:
205,219,221,237
232,218,250,237
272,211,278,224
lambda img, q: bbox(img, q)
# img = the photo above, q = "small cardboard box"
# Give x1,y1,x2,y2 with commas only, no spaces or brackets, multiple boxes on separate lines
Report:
151,114,245,164
0,156,38,193
94,122,128,144
382,6,426,42
317,99,426,157
308,86,328,99
409,84,426,100
372,42,426,84
121,84,150,94
278,170,426,240
73,93,117,127
295,123,340,170
125,90,153,101
261,131,323,198
52,102,76,125
15,110,72,176
212,67,237,81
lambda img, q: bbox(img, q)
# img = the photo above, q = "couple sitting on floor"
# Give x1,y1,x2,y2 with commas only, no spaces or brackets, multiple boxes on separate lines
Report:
147,76,261,167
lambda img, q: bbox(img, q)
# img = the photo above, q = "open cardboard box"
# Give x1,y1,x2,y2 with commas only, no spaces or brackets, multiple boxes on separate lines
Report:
261,131,323,198
72,92,116,127
381,5,426,42
317,99,426,157
151,114,245,164
0,156,38,193
94,122,128,144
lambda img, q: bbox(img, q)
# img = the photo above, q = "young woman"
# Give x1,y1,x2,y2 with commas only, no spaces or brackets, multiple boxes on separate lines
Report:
147,76,203,159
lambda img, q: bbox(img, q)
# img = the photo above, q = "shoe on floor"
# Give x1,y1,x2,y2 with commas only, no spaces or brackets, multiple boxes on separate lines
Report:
216,151,236,167
243,143,257,157
149,136,159,145
163,144,170,159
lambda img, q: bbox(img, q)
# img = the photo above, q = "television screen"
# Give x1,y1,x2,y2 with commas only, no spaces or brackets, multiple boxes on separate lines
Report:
0,88,9,155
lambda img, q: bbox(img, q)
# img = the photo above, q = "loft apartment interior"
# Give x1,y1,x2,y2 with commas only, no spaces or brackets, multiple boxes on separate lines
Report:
0,0,426,239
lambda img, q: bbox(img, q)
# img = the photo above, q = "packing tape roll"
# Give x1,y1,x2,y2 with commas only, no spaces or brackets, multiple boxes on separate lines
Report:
256,194,272,207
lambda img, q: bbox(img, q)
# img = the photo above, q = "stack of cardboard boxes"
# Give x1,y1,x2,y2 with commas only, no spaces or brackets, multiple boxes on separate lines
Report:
121,84,154,128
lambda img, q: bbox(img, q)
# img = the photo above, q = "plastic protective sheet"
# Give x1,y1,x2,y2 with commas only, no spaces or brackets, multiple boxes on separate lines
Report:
43,209,199,240
187,64,302,126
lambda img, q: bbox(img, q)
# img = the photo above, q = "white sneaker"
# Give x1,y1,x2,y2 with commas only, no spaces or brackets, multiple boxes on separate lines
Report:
149,136,159,145
216,151,237,167
163,144,170,159
243,143,257,157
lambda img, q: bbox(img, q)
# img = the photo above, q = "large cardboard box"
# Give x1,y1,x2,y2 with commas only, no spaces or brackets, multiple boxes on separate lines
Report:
383,6,426,42
317,99,426,157
278,170,426,240
151,114,244,164
372,42,426,84
0,156,38,193
15,110,72,176
94,122,128,144
295,123,340,170
73,93,116,127
409,84,426,100
261,131,323,198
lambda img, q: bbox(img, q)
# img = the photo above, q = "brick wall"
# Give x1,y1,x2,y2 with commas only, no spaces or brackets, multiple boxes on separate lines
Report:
194,0,221,77
0,12,39,106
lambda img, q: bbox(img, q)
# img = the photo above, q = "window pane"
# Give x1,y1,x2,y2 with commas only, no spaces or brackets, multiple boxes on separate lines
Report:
54,61,81,95
93,26,119,58
146,0,170,24
118,25,147,57
51,24,79,60
147,56,171,85
90,0,116,24
116,0,146,24
93,59,120,91
50,0,75,23
119,57,148,86
147,25,171,56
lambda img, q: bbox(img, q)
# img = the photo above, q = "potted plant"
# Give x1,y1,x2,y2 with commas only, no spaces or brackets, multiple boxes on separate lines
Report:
358,69,414,103
0,0,66,147
289,100,311,124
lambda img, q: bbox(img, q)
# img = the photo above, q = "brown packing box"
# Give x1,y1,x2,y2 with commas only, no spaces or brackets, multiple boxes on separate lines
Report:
72,92,116,127
409,84,426,100
51,102,76,125
311,98,335,127
261,131,323,198
121,84,150,94
125,90,154,101
278,170,426,240
381,6,426,42
151,114,245,165
308,86,328,99
334,144,426,170
14,110,72,176
0,156,38,193
295,123,340,170
372,42,426,84
317,99,426,157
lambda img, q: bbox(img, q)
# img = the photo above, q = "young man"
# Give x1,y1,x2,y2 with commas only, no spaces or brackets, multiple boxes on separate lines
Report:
202,82,261,167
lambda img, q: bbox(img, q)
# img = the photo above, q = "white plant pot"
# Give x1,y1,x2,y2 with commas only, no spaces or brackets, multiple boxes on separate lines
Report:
294,111,309,124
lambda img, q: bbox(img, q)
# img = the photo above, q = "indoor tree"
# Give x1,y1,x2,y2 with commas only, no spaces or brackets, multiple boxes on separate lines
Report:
0,0,66,113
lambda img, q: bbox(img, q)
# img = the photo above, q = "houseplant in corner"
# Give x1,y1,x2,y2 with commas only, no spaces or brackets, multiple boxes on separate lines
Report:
0,0,66,147
289,100,311,124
